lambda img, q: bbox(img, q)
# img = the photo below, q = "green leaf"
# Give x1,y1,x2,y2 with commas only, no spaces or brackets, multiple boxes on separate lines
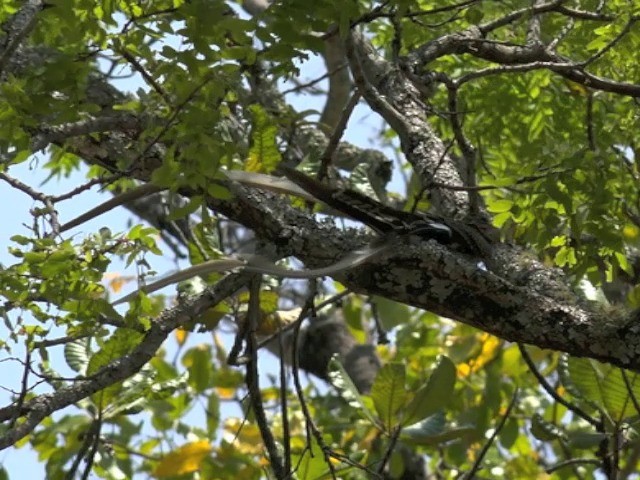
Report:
401,413,474,446
290,434,336,480
245,104,281,173
370,296,411,330
559,355,640,420
487,199,513,213
371,362,407,432
530,413,565,441
87,328,144,408
402,355,456,426
167,196,203,221
182,345,214,393
206,182,232,200
567,430,607,449
328,356,379,427
64,337,91,374
499,417,519,448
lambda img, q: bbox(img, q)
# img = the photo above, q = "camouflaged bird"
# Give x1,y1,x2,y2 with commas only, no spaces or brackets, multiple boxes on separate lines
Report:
280,165,495,259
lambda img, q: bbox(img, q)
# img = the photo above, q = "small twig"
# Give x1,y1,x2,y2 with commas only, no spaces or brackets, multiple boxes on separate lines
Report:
290,283,338,478
582,17,636,67
376,426,402,475
66,419,101,480
611,421,620,480
443,81,478,213
546,457,601,473
621,369,640,418
409,140,454,213
80,415,102,480
390,11,402,63
278,313,292,474
43,197,61,236
328,450,383,478
8,348,31,430
281,63,347,95
33,332,92,349
464,388,519,479
51,174,121,203
555,6,614,21
519,345,600,427
479,0,563,34
245,275,287,478
119,49,170,103
548,16,575,51
351,0,477,26
318,91,361,181
59,183,165,233
368,300,389,345
586,92,595,151
455,61,577,87
428,167,575,192
0,172,48,202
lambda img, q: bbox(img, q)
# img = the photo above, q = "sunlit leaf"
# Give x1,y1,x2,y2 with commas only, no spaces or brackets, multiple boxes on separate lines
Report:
402,356,456,426
328,356,379,428
371,362,407,432
153,440,212,478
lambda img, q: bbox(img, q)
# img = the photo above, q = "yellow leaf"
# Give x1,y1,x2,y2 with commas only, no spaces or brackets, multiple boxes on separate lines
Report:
103,273,136,293
623,224,640,241
255,308,300,336
223,419,264,455
216,387,236,399
153,440,212,478
457,363,471,377
457,333,501,377
245,151,263,172
175,328,188,346
564,80,590,96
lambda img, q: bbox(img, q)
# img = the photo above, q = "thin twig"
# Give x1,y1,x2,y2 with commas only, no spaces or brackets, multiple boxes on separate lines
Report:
0,172,48,202
519,345,600,427
368,299,389,345
278,314,292,474
7,348,31,430
318,91,361,181
51,174,122,203
80,415,102,480
376,426,401,475
586,93,595,151
465,388,519,479
119,49,170,103
621,369,640,418
59,183,165,233
290,283,338,478
245,275,287,478
546,457,601,473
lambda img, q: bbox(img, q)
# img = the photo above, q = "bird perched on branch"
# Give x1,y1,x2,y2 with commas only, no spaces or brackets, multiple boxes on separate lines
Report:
278,165,494,258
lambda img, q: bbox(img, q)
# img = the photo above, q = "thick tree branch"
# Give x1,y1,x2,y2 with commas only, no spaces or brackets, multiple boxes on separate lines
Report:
346,30,470,218
407,23,640,98
0,0,45,76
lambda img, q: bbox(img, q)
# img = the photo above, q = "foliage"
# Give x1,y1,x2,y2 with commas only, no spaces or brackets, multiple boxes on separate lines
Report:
1,1,640,479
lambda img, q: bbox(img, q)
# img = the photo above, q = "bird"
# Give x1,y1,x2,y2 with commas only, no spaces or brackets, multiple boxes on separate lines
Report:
278,165,493,257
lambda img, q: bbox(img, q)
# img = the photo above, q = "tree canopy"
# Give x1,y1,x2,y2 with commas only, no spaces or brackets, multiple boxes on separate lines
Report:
1,0,640,479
